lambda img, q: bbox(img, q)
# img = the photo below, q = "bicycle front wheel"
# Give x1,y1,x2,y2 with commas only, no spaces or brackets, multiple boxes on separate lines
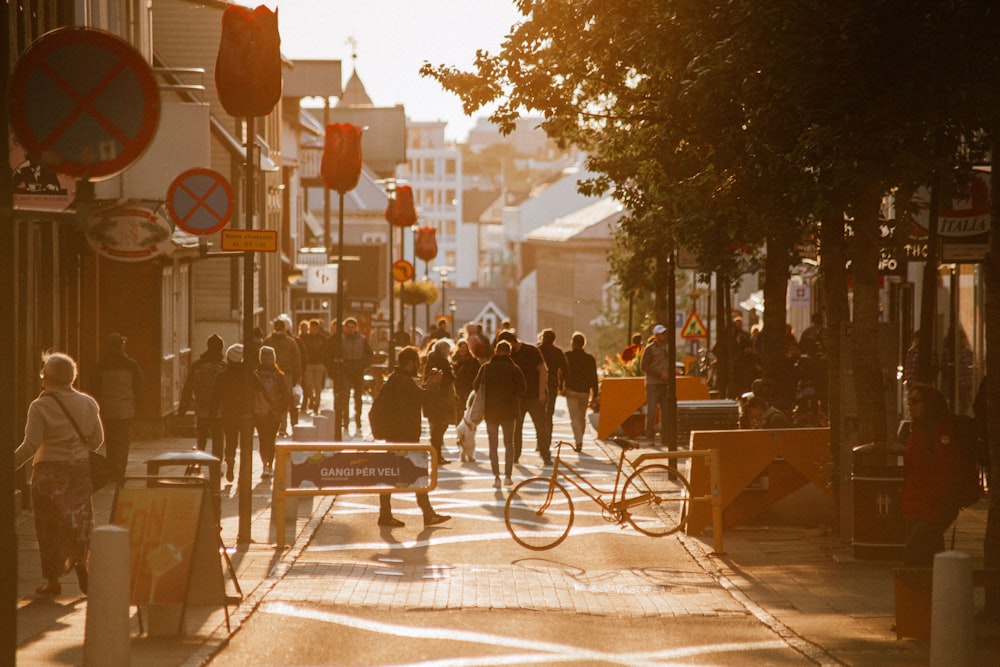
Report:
505,477,574,550
621,464,690,536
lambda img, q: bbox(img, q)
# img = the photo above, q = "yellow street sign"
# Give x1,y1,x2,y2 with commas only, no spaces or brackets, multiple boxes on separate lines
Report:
221,229,278,252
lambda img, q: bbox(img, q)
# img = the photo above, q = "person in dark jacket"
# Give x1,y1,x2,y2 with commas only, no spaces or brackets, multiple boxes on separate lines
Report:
210,344,255,483
375,346,451,528
178,333,227,459
263,317,302,436
451,339,480,416
92,332,143,480
564,332,599,452
301,319,328,415
423,339,457,465
539,328,569,442
474,340,526,488
497,330,550,464
254,345,292,479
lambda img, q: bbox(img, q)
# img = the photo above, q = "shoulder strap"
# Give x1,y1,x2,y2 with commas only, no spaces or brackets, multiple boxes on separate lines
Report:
44,392,87,444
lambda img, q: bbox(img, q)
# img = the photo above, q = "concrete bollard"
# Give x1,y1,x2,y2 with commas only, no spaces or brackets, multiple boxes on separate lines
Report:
312,414,331,440
292,424,319,441
84,525,131,666
930,550,974,667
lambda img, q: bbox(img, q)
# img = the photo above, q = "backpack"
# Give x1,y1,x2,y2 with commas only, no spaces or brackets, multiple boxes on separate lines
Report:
255,370,286,417
949,415,984,510
193,359,225,402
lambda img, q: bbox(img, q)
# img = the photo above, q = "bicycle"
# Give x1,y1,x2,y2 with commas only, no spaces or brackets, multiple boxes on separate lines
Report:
504,438,691,550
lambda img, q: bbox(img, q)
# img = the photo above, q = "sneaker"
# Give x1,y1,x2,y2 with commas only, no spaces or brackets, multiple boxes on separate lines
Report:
226,462,235,483
504,477,513,487
377,516,405,528
493,477,502,489
574,443,583,452
424,514,451,527
542,458,553,466
261,464,273,479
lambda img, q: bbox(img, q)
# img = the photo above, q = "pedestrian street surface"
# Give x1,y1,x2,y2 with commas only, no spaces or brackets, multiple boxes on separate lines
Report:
208,403,822,666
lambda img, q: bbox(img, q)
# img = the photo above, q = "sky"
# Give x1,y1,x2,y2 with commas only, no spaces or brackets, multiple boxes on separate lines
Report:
269,0,523,143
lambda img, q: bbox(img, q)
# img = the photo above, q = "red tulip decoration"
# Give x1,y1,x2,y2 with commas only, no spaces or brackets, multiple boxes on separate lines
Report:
386,185,417,227
215,5,282,118
415,226,439,262
321,123,364,193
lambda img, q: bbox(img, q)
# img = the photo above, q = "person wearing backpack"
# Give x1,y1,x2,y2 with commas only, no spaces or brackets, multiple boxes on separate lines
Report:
254,346,292,479
901,382,960,566
177,333,226,459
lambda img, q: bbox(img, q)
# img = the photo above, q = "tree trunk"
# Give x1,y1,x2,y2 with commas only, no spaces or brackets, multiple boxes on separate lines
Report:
760,229,792,386
851,185,888,446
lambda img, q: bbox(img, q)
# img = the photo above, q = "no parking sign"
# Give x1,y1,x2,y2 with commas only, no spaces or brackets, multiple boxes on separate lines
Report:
166,168,234,235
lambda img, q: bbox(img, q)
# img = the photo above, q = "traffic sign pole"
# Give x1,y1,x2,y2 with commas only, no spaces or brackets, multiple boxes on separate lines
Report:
238,115,255,547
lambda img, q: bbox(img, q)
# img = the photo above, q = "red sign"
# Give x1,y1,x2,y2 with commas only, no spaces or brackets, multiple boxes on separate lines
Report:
8,27,160,180
167,168,234,235
680,312,707,339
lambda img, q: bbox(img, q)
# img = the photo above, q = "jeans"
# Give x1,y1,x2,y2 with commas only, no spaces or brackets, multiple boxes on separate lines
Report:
103,419,131,480
303,364,326,412
195,415,225,460
379,493,434,520
565,390,590,446
645,383,671,446
255,413,280,467
514,397,550,461
486,419,516,478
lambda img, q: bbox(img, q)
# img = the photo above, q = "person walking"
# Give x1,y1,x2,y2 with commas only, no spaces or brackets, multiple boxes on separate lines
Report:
451,339,480,416
254,345,292,479
497,330,551,465
538,328,569,439
474,340,526,488
301,319,329,415
177,333,227,459
263,317,302,436
334,317,373,433
373,346,451,528
564,332,599,452
423,338,458,465
901,382,960,566
640,324,672,447
210,344,255,483
16,352,104,596
92,332,143,481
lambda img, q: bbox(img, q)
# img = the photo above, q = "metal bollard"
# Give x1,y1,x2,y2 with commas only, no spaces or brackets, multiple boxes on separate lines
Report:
930,550,974,667
84,525,131,666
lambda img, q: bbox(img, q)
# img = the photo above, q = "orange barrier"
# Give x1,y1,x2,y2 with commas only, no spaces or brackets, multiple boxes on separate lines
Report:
685,427,832,536
596,376,710,439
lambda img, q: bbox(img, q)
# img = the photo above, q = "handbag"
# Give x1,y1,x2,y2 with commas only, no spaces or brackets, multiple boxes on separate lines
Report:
44,392,113,491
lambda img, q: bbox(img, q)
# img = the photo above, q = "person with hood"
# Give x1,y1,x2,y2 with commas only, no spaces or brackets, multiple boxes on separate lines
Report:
474,340,526,488
178,333,227,459
423,338,457,465
373,346,451,528
254,345,292,479
92,332,143,480
210,344,255,483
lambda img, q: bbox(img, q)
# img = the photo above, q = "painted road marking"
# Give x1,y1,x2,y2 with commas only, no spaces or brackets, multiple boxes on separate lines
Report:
260,602,786,666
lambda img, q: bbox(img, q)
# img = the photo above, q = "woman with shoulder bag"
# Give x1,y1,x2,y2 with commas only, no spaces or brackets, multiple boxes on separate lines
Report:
15,352,105,596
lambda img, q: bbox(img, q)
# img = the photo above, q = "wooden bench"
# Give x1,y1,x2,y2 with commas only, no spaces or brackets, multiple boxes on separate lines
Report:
686,427,832,535
894,567,1000,638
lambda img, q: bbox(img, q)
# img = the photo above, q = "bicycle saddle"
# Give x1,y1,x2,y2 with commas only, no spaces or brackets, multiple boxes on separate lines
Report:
611,437,640,450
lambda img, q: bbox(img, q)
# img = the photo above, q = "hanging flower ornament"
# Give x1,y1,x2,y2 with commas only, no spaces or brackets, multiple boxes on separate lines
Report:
215,5,282,118
386,185,417,227
321,123,364,193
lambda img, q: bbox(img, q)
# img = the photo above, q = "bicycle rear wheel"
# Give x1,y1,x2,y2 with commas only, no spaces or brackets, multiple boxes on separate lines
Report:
504,477,574,550
621,464,690,536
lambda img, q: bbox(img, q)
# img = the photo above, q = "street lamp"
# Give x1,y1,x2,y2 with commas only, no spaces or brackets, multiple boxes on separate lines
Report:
433,265,455,319
448,299,457,326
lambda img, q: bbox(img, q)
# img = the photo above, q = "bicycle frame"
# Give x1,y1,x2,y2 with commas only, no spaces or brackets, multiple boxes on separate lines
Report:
540,441,633,522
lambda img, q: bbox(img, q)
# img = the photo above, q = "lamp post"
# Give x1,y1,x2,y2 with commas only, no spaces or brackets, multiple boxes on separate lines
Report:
448,299,457,329
410,225,418,342
433,265,455,319
385,179,396,367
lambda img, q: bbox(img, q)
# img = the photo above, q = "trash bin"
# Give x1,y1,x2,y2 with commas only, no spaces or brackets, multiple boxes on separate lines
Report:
145,449,222,520
852,441,906,560
676,400,740,447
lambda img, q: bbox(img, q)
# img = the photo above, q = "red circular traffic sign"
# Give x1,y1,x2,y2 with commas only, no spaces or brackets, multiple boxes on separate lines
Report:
166,168,234,236
8,27,160,180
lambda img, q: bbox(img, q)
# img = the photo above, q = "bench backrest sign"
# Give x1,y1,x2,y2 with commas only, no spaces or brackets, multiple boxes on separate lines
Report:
289,449,430,490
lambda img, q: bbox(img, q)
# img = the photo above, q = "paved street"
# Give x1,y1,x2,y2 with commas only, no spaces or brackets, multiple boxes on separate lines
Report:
15,393,1000,665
